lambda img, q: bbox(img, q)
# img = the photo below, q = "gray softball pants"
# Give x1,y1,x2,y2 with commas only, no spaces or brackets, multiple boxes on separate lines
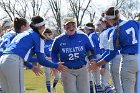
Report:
61,66,90,93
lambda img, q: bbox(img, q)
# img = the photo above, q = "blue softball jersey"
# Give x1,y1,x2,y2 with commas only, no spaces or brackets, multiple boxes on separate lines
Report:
44,39,54,57
0,30,16,51
29,39,54,62
3,30,58,68
0,30,16,56
102,20,139,62
88,31,101,56
51,32,94,68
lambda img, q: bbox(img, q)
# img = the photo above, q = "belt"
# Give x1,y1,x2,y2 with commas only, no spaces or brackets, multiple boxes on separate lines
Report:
68,65,85,69
128,53,136,55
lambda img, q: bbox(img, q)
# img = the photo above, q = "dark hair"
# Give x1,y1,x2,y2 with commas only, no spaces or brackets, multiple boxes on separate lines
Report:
30,16,45,39
105,7,119,20
14,17,27,33
85,22,95,30
105,7,120,47
45,28,52,33
30,16,44,31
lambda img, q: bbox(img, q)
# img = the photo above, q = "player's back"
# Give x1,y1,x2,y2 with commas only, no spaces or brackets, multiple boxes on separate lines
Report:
108,20,139,54
119,20,139,54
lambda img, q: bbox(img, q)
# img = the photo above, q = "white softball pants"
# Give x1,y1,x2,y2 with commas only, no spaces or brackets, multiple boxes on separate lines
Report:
44,67,60,81
110,54,123,93
121,54,138,93
0,54,24,93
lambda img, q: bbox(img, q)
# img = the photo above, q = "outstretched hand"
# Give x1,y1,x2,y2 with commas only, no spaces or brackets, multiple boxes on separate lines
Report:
57,62,68,72
32,65,43,76
88,60,99,72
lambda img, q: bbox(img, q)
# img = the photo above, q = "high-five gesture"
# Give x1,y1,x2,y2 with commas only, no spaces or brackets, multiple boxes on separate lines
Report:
88,60,99,72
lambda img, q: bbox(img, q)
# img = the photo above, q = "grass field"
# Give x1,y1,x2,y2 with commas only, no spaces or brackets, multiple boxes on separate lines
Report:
24,69,64,93
24,69,113,93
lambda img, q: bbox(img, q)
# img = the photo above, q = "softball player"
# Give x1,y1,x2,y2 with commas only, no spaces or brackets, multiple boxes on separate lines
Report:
84,22,103,93
89,7,139,93
94,19,112,93
0,16,68,93
0,18,30,92
1,20,12,35
43,28,54,93
0,30,16,51
51,17,94,93
27,28,60,93
43,28,60,93
0,20,13,92
138,30,140,93
96,15,123,93
0,20,13,51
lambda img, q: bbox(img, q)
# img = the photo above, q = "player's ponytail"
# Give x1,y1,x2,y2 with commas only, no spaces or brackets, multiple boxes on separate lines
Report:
115,12,120,48
105,7,120,47
14,17,28,34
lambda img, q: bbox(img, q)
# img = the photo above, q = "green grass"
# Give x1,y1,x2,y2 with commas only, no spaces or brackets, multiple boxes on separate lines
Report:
24,69,64,93
24,69,113,93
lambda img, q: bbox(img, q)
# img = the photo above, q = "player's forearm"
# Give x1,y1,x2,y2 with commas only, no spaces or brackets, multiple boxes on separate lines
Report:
97,60,108,67
24,62,33,69
103,50,118,62
37,53,58,68
96,50,118,67
29,57,38,62
51,52,59,63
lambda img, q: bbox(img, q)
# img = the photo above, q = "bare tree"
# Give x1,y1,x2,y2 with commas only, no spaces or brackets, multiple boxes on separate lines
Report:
67,0,91,26
31,0,43,16
114,0,126,9
0,0,17,21
113,0,140,20
86,5,96,22
0,0,50,20
48,0,62,34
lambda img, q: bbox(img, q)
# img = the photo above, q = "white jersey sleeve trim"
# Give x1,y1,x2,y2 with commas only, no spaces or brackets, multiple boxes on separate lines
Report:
88,33,94,48
24,47,33,61
40,38,44,53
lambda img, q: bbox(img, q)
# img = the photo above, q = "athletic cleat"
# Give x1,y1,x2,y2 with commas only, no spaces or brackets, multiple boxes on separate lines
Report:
95,85,105,93
104,86,114,93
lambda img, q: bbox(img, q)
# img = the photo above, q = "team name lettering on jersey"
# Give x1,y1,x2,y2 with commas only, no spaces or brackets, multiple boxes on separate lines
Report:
62,46,84,53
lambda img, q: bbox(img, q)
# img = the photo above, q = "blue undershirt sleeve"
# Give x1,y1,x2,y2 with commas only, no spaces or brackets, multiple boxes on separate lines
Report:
24,62,33,69
96,49,118,68
29,57,39,62
101,49,118,63
86,36,95,61
51,52,59,63
96,50,109,62
51,38,60,63
96,50,109,68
